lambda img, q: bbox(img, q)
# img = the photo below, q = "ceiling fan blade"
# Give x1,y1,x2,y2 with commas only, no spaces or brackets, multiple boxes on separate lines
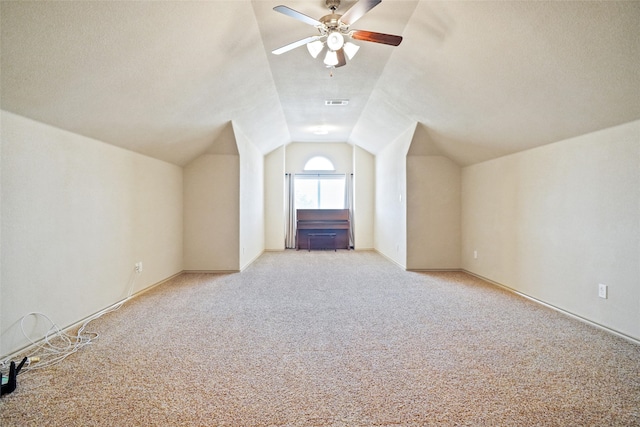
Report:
351,30,403,46
273,5,322,27
272,35,323,55
335,48,347,67
339,0,382,26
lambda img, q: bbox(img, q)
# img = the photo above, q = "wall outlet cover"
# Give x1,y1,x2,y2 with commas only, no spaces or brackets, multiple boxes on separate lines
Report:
598,283,607,299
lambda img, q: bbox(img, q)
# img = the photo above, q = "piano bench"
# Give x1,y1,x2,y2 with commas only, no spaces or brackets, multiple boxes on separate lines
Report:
307,233,337,252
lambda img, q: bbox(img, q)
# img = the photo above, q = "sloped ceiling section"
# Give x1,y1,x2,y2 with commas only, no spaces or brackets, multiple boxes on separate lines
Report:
1,1,639,167
1,1,289,166
356,1,640,164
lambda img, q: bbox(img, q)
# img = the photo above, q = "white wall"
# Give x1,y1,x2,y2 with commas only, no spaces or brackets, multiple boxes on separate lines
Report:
183,153,239,271
353,145,375,250
374,125,414,267
235,123,265,269
264,146,285,250
462,120,640,340
407,155,461,269
285,142,353,174
1,111,183,357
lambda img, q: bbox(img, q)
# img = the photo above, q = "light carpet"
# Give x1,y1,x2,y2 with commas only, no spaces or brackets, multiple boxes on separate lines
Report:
1,250,639,426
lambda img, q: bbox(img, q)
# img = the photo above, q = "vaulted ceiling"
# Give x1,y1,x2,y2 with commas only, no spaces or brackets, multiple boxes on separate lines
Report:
2,1,639,166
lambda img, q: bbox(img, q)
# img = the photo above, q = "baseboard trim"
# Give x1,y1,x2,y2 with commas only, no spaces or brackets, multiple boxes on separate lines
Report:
462,270,640,346
1,270,184,362
183,270,239,274
374,249,406,270
133,271,184,297
6,264,636,361
240,250,264,272
183,258,263,274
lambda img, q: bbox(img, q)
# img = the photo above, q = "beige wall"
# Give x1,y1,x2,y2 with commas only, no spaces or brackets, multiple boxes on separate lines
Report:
235,123,265,270
3,106,635,358
183,123,264,271
462,120,640,340
407,155,461,269
264,146,285,250
374,125,414,267
353,145,375,250
1,110,183,357
183,154,239,271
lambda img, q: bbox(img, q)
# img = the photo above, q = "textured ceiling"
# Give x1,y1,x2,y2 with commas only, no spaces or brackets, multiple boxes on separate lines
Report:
1,1,639,166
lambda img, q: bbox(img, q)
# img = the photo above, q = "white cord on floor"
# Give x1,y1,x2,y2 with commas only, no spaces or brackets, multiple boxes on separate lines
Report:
1,269,139,374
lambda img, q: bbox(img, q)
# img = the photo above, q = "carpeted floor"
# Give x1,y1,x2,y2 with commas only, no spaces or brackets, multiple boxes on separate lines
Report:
1,250,639,426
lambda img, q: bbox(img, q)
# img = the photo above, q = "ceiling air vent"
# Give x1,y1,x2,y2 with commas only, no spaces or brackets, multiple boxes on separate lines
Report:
325,99,349,106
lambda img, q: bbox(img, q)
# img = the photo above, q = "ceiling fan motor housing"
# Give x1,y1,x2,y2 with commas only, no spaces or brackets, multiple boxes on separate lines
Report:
320,13,342,30
326,0,341,12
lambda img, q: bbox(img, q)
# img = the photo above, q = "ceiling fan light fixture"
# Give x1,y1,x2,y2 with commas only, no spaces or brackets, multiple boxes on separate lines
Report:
324,50,339,66
272,0,404,68
343,42,360,60
326,31,344,51
306,40,324,58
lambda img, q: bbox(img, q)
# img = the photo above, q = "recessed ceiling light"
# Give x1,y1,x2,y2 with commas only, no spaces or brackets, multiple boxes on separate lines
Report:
312,126,329,135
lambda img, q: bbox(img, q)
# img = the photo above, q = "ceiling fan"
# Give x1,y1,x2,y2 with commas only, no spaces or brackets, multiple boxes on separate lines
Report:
272,0,403,68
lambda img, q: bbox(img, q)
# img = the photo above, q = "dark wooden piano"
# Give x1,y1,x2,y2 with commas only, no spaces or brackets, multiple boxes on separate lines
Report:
296,209,350,251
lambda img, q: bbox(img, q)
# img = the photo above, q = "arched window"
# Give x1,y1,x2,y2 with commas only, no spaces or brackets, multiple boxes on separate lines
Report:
295,156,344,209
304,156,335,171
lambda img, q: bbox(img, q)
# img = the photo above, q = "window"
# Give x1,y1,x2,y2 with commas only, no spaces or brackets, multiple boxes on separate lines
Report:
295,174,345,209
304,156,335,171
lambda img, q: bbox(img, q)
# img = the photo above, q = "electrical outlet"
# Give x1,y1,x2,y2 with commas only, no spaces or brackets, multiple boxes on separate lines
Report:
598,283,607,299
135,262,143,273
473,250,478,259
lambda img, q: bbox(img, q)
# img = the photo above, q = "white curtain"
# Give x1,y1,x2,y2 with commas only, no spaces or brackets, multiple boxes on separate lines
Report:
346,173,354,248
285,173,296,249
